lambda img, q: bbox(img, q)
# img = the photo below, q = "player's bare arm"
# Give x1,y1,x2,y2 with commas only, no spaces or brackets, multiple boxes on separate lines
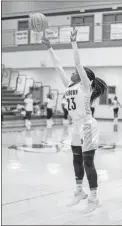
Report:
70,28,91,91
42,38,70,88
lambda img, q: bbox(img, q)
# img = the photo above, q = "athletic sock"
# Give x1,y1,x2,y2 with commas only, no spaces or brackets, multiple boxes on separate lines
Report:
90,188,97,200
76,180,83,192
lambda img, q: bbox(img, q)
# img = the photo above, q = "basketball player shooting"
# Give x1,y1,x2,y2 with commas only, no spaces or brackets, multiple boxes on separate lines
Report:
42,28,107,213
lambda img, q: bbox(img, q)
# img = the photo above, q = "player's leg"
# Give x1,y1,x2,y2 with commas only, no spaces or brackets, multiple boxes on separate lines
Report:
25,111,29,130
60,108,69,142
83,150,100,213
83,150,97,196
43,108,53,144
69,126,87,205
83,120,100,213
27,111,32,130
113,108,119,132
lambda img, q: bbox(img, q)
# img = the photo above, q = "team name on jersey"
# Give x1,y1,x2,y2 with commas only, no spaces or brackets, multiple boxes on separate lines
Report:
65,89,78,96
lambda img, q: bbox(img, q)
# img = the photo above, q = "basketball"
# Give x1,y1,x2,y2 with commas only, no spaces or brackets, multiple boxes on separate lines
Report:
29,13,48,32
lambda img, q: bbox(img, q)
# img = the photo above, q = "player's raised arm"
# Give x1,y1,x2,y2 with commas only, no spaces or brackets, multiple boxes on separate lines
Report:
118,100,122,108
70,29,90,90
42,38,70,88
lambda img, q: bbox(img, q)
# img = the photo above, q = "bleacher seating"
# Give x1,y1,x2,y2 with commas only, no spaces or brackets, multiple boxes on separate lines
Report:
2,86,24,107
1,64,65,129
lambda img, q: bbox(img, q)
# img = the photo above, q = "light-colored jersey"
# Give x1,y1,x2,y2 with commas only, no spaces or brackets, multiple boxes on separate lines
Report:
65,82,91,123
45,98,53,109
113,100,119,109
48,44,99,151
65,82,99,152
24,98,33,111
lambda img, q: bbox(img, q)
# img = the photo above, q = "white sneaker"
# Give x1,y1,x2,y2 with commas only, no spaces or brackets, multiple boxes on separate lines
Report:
83,198,101,214
68,190,88,206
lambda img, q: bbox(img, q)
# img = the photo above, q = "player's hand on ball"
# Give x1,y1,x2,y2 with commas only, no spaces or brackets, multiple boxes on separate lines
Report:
42,38,51,49
70,28,77,42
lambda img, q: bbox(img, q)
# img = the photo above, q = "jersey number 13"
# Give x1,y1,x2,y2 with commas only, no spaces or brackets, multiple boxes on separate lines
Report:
67,98,76,110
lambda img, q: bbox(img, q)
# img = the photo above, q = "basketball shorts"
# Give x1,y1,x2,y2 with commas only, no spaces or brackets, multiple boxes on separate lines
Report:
47,108,53,119
83,118,99,152
71,124,83,147
24,111,32,120
113,108,119,118
71,118,99,152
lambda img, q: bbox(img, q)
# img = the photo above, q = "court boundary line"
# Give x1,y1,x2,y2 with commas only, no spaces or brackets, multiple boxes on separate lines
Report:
2,176,122,207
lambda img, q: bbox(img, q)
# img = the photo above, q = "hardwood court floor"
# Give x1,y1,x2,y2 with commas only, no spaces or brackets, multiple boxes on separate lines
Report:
2,121,122,225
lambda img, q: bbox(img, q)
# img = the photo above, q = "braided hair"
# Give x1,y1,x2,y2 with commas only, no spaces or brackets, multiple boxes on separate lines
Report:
84,67,107,104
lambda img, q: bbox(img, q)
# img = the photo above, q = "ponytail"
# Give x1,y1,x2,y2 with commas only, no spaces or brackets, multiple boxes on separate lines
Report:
84,67,107,104
90,77,107,104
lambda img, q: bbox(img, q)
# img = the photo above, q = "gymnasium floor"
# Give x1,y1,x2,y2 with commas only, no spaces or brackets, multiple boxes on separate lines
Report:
2,121,122,225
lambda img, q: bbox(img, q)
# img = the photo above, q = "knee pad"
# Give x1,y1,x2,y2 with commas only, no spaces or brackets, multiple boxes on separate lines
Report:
73,154,81,166
83,155,94,167
72,146,84,179
71,145,82,155
73,152,82,160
